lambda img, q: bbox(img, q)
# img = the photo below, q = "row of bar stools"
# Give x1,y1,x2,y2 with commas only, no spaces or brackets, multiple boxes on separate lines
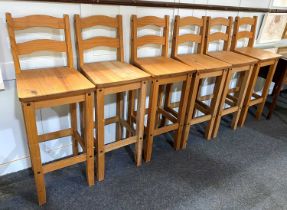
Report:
171,16,231,148
74,15,150,180
6,14,95,205
130,15,194,162
231,16,281,126
204,16,257,138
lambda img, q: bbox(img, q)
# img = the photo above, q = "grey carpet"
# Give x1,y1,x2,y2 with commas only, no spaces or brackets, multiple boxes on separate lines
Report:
1,93,287,210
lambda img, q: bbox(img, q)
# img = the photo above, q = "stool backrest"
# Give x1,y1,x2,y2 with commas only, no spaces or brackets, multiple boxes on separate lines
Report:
131,15,169,62
6,13,73,74
74,15,124,67
231,16,257,50
204,16,233,53
172,16,207,57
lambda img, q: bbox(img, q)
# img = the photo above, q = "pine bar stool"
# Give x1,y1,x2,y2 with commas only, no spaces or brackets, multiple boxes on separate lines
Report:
231,16,282,126
75,15,150,181
6,13,95,205
204,16,257,138
171,16,231,148
131,15,194,162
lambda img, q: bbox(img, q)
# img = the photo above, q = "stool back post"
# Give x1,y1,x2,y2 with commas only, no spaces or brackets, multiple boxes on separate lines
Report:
231,16,257,50
172,15,207,58
6,13,74,73
74,15,124,67
204,16,233,53
130,15,170,63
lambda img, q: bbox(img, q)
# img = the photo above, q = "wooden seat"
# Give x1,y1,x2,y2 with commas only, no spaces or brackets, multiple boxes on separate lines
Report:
6,13,95,205
231,16,282,126
81,61,150,87
135,56,193,77
207,51,256,67
235,47,281,61
131,15,195,162
204,16,257,138
17,67,94,101
171,16,230,147
75,15,148,181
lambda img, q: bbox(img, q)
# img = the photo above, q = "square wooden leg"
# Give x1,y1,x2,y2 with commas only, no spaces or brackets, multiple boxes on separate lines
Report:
95,89,105,181
256,60,279,120
205,70,227,140
181,73,200,149
161,83,172,126
116,92,123,140
174,74,192,150
213,69,233,139
70,104,79,156
22,102,46,206
238,64,261,127
144,79,159,162
127,90,136,138
135,81,147,166
230,66,252,129
84,92,95,186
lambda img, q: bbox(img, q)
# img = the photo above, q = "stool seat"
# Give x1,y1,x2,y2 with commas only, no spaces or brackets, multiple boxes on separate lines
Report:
234,47,282,61
16,67,95,102
207,51,257,67
176,54,231,71
81,61,150,88
135,56,194,77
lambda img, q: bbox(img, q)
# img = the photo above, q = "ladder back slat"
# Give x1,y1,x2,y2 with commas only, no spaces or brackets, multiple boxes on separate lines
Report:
82,36,120,50
178,34,202,44
237,31,253,39
208,32,228,42
78,15,118,29
210,17,230,26
238,17,256,26
10,15,65,30
17,39,67,55
136,35,165,47
137,16,166,27
179,16,203,27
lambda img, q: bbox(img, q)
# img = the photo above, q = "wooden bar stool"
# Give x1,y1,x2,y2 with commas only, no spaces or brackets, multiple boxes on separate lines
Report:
131,15,194,162
171,16,231,148
204,16,257,138
230,16,282,126
6,13,95,205
75,15,150,181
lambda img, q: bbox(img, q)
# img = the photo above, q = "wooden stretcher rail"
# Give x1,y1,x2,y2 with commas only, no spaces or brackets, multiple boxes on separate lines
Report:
28,0,287,13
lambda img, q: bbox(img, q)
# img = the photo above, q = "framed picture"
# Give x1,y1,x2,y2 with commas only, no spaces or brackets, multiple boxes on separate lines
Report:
257,13,287,43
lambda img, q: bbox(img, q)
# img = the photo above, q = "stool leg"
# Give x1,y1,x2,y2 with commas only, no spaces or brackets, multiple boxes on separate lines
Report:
174,74,192,150
144,79,159,162
116,92,123,140
256,60,278,120
135,81,147,166
206,70,227,140
181,74,200,149
127,90,135,137
238,64,261,127
70,104,79,156
22,102,46,205
231,67,252,129
96,89,105,181
267,76,284,119
84,93,95,186
157,85,165,127
161,84,172,126
213,69,233,138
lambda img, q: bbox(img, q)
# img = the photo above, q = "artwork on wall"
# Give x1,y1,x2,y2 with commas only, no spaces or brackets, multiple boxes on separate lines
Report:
278,23,287,56
272,0,287,7
257,13,287,43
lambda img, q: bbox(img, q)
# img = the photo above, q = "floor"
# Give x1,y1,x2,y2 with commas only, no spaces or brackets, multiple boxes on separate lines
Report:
1,93,287,210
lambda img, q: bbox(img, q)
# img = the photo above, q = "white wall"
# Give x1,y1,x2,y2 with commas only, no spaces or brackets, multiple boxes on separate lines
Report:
0,0,280,176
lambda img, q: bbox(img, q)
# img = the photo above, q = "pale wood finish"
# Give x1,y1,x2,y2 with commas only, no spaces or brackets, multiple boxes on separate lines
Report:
131,15,195,161
75,15,149,181
204,16,258,137
231,16,282,125
7,13,95,205
171,16,230,147
81,61,150,87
